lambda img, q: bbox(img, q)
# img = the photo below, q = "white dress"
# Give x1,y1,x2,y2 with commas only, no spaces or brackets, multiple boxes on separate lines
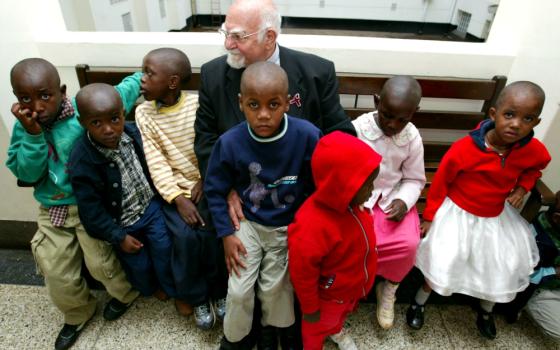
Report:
415,197,539,303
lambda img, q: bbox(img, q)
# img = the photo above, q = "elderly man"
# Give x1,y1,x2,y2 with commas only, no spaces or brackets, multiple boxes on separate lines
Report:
194,1,354,349
195,0,355,180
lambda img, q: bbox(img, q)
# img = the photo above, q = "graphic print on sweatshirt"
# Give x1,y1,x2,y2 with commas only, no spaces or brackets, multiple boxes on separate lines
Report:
243,162,298,213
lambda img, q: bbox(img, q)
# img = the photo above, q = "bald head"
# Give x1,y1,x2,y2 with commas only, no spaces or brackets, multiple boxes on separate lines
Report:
240,61,288,96
144,48,191,83
10,58,60,89
76,83,122,120
380,75,422,108
229,0,281,35
495,81,545,113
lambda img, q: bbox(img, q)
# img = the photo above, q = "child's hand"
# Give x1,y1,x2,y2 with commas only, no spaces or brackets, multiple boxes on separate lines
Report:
175,195,205,227
387,199,408,222
223,234,247,277
420,220,432,237
11,102,42,135
507,187,527,209
227,190,245,231
191,180,203,204
120,234,143,253
303,310,321,323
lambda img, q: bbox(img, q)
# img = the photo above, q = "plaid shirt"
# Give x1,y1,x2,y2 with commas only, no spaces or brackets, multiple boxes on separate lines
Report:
89,132,154,227
40,97,74,131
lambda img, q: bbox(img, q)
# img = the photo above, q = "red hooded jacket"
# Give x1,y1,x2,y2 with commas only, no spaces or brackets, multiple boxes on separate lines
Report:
288,131,382,315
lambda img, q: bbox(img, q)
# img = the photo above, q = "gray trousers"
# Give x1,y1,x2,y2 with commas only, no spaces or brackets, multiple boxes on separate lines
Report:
526,288,560,342
223,220,295,342
31,205,139,325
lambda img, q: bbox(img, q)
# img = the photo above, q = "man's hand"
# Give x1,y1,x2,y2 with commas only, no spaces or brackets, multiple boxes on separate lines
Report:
175,195,205,227
227,190,245,231
11,102,42,135
120,234,143,253
223,234,247,277
420,220,432,238
303,310,321,323
507,186,527,209
191,180,203,204
387,199,408,222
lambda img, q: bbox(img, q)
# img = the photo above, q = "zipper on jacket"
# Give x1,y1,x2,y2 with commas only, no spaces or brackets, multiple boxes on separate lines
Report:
348,206,371,298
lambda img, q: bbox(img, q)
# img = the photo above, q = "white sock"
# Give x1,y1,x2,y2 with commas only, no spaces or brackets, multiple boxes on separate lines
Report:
414,287,431,306
479,299,495,313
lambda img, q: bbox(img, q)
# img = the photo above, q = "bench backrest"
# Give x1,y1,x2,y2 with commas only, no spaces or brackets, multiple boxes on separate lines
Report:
75,64,508,214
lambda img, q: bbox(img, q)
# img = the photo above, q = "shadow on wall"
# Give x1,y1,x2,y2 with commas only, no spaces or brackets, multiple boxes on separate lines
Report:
542,105,560,192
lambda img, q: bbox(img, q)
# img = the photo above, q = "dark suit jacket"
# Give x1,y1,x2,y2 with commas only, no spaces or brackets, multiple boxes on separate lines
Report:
194,45,355,177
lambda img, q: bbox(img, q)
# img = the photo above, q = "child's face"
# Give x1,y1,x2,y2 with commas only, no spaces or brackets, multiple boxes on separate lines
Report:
141,54,172,102
12,73,65,125
374,94,417,137
489,90,542,146
80,103,125,149
239,80,290,138
350,167,380,206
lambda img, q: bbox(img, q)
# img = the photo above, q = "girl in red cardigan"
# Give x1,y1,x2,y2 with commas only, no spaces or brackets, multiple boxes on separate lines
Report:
288,131,382,350
407,81,551,340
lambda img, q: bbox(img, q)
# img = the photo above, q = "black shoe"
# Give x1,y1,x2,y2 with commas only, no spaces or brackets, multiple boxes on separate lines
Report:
54,320,89,350
219,335,253,350
476,310,496,340
279,324,302,350
257,326,278,350
406,302,425,330
103,298,134,321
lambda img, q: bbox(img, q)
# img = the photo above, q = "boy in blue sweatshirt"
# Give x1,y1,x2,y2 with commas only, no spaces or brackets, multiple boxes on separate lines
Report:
6,58,141,350
204,61,321,349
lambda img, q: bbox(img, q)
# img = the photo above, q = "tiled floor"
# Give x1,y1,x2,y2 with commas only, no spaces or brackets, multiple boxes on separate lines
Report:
1,284,557,350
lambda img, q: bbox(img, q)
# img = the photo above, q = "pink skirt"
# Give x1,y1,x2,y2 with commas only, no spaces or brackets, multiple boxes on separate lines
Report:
373,204,421,282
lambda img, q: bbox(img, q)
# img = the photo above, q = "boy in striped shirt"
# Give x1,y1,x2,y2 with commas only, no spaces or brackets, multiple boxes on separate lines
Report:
136,48,227,330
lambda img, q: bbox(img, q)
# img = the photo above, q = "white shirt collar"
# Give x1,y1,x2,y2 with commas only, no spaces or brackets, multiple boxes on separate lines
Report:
266,44,280,66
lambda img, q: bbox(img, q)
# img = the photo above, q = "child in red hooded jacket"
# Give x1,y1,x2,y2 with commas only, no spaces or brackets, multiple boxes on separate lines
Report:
288,131,382,350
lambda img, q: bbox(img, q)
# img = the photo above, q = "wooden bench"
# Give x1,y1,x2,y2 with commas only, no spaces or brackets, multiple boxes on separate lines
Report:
74,64,555,220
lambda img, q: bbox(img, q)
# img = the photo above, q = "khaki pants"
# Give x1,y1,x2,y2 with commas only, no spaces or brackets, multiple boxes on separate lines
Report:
31,205,139,325
526,288,560,342
223,220,294,342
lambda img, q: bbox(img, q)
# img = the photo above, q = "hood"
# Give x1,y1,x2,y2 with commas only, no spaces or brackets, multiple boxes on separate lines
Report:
469,119,534,151
311,131,382,213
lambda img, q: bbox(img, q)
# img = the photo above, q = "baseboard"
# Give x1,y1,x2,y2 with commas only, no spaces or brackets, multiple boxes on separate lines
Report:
0,220,36,249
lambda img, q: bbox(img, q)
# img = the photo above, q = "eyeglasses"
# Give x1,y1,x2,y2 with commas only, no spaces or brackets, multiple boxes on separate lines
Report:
218,24,266,42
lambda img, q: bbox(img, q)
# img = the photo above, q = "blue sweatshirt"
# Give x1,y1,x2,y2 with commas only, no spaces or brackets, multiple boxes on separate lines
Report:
205,115,321,237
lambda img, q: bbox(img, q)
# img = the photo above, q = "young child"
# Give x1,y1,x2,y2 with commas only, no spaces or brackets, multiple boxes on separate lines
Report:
134,48,227,329
204,61,322,349
407,81,551,340
6,58,141,350
69,83,176,302
288,131,382,350
352,75,425,329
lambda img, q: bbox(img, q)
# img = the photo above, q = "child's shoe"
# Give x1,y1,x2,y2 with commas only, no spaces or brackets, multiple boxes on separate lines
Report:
329,328,358,350
174,299,193,316
213,297,227,322
406,301,425,330
476,310,496,340
103,298,135,321
375,281,398,329
54,316,92,350
194,301,215,330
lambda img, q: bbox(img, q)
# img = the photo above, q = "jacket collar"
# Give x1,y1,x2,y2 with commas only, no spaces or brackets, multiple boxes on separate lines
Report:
469,119,534,151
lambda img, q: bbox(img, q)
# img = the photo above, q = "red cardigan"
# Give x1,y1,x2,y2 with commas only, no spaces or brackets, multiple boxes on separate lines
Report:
288,132,382,315
423,121,551,221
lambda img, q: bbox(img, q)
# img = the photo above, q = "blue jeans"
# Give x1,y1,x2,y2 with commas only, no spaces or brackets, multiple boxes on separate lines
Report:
117,198,176,297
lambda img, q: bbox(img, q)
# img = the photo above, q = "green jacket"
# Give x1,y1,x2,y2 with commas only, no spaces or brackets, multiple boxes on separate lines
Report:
5,72,142,207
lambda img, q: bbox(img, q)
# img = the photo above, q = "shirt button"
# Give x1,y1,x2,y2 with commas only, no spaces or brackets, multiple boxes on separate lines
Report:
109,163,115,168
113,183,118,188
111,201,117,206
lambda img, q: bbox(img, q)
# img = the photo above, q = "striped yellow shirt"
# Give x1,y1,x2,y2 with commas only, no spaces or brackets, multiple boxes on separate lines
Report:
135,92,200,203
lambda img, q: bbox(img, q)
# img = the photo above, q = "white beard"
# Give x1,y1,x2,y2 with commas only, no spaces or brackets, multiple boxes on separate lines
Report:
226,49,246,69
